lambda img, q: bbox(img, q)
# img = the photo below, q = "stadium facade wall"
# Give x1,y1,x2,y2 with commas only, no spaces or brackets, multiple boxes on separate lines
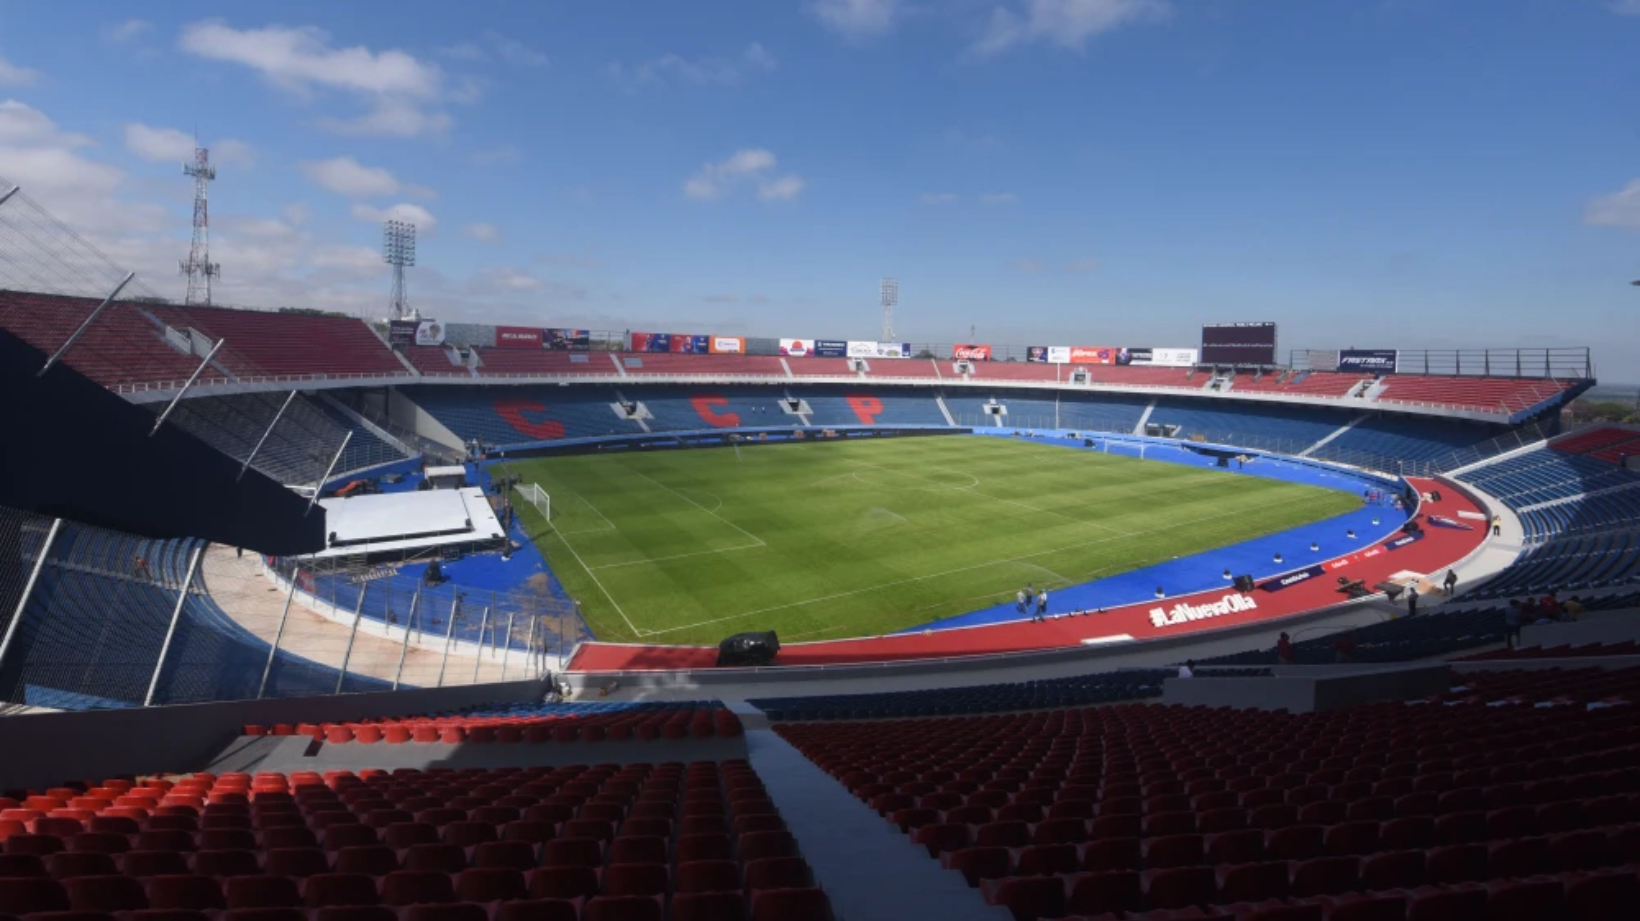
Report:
0,678,548,791
1161,663,1453,713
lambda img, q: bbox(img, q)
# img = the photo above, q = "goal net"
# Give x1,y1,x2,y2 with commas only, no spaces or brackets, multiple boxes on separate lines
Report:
515,482,551,521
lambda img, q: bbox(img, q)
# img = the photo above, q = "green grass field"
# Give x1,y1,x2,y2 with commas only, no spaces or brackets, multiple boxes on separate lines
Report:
500,436,1357,646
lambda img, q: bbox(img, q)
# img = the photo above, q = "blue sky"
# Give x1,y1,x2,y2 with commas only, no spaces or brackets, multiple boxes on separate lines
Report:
1,1,1638,376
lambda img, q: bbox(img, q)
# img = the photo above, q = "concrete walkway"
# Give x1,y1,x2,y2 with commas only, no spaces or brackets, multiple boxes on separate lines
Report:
745,729,1008,921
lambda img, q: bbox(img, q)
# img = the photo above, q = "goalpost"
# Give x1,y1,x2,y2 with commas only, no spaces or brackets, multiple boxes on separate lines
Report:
515,482,551,521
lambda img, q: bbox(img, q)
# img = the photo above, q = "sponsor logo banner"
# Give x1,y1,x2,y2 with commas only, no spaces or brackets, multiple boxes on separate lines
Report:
1426,515,1474,531
952,343,992,361
1047,346,1071,364
814,339,848,357
1149,592,1258,628
1116,347,1198,366
1026,346,1050,363
669,334,710,353
708,336,745,354
388,320,417,349
544,328,590,351
847,341,910,358
1339,349,1398,373
1257,565,1326,593
1386,531,1426,550
779,338,811,357
414,320,445,347
495,326,543,349
1070,346,1115,365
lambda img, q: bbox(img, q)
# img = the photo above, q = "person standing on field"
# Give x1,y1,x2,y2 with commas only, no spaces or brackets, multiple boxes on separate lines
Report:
1037,590,1048,620
1017,589,1028,620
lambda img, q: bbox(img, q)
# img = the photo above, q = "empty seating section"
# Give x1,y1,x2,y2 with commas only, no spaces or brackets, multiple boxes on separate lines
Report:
314,404,411,475
1552,428,1638,459
1,524,373,709
1459,639,1640,661
791,389,947,427
1147,401,1347,452
475,350,612,377
861,359,942,379
1323,416,1509,467
405,386,642,445
403,346,471,377
1378,375,1573,413
1461,451,1634,510
1473,531,1640,599
752,671,1176,721
1197,608,1508,666
242,701,742,744
970,363,1064,383
1233,371,1369,398
0,761,829,921
633,388,797,431
0,292,207,387
618,354,789,378
151,305,408,379
1083,366,1200,390
777,667,1640,921
784,358,857,378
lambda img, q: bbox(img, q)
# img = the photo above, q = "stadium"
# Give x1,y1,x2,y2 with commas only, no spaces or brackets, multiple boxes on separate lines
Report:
3,5,1640,919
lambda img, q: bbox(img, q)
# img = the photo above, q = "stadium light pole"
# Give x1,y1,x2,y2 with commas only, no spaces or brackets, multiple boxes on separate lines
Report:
384,220,417,320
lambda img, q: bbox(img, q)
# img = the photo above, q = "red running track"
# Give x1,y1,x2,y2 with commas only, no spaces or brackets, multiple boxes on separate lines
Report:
567,477,1491,671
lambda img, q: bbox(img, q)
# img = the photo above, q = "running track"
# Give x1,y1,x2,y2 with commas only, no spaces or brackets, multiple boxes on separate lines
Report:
567,477,1491,670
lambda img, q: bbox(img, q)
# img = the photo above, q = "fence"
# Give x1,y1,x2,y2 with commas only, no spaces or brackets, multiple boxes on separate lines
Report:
0,505,568,712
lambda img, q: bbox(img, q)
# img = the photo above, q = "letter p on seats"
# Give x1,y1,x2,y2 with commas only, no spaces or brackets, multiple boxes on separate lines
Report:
847,394,884,424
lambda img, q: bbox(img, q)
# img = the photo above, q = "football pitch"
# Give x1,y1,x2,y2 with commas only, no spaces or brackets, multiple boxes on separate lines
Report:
500,436,1358,646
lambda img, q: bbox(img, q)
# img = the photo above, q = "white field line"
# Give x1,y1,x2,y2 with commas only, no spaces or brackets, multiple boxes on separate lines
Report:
552,484,618,535
550,526,644,637
590,542,763,570
638,500,1289,638
621,466,767,548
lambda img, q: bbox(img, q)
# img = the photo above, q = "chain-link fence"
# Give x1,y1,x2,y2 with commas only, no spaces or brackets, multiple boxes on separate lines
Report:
0,505,561,711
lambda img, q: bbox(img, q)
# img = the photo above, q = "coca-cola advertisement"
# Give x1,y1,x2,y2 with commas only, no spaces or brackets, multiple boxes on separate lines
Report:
951,343,992,361
495,326,543,349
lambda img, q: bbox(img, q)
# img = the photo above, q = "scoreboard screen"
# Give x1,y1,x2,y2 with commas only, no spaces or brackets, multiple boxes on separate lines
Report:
1201,322,1277,365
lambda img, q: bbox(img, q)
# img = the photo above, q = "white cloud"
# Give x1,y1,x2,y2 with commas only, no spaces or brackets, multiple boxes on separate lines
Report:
315,99,452,138
463,222,502,242
439,32,548,68
1013,258,1046,273
0,99,162,239
981,191,1019,204
757,175,806,201
920,192,958,204
123,124,255,168
975,0,1170,56
476,267,544,291
1610,1,1640,15
281,203,312,226
300,156,403,198
178,21,454,138
684,148,802,202
1065,257,1098,272
105,19,152,43
0,54,39,87
1585,179,1640,229
609,43,777,91
809,0,904,42
351,201,437,232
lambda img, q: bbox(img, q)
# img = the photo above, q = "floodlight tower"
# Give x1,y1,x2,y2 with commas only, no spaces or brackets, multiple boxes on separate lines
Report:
179,146,220,307
880,277,899,341
383,220,417,320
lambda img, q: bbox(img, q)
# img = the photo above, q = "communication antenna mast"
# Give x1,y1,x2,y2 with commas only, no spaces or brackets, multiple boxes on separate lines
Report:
880,277,899,341
384,220,417,320
179,146,220,307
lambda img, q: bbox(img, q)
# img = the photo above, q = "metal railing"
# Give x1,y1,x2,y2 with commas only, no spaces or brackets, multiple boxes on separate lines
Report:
0,507,565,711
